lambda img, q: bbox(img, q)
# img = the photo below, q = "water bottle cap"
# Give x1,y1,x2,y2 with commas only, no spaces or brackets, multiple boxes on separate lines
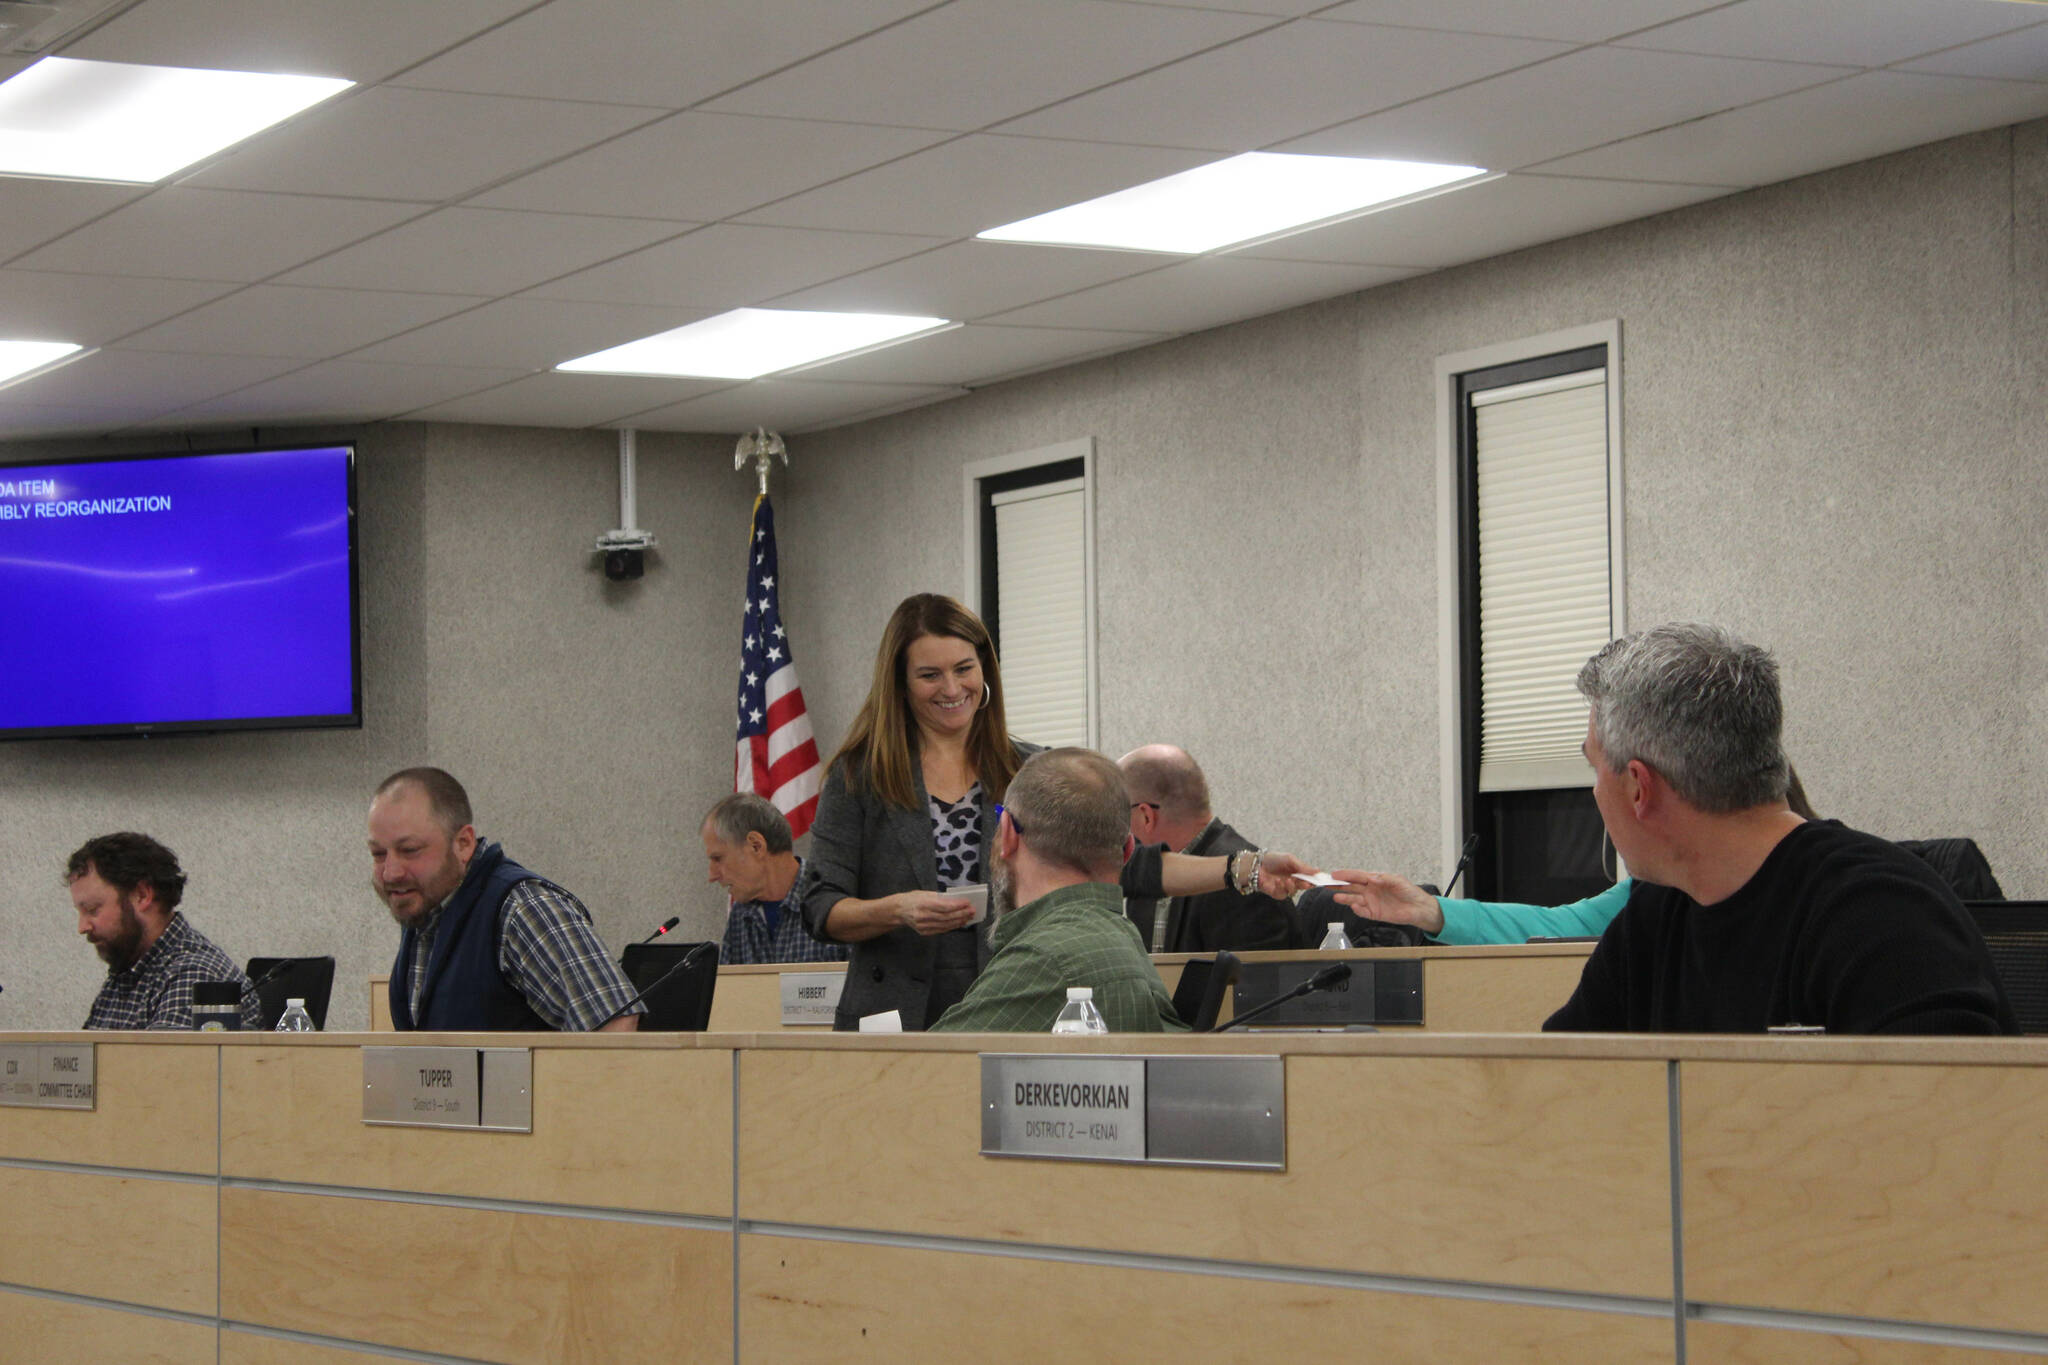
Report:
286,998,305,1007
1327,922,1342,931
1066,986,1093,1001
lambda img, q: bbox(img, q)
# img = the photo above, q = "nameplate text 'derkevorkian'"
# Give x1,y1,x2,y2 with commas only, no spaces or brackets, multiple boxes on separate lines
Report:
362,1046,532,1133
0,1044,95,1111
980,1053,1284,1170
781,970,847,1025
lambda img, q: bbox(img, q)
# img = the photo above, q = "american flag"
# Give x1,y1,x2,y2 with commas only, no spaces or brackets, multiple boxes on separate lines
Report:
734,494,820,837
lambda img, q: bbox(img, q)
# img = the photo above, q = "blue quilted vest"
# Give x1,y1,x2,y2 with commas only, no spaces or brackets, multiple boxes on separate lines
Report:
389,841,556,1032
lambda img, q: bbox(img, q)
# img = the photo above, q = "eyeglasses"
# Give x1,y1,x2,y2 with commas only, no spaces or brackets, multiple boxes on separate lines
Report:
1129,801,1158,813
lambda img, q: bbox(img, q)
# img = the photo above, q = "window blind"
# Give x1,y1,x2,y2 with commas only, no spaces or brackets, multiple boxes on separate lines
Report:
992,477,1088,747
1472,368,1610,792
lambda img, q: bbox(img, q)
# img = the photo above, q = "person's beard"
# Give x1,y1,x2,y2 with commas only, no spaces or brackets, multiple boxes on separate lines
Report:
988,852,1016,928
94,895,149,971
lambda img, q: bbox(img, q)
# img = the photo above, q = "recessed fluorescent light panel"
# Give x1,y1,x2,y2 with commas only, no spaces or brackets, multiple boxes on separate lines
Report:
0,56,352,183
0,340,88,390
557,309,955,380
979,152,1489,255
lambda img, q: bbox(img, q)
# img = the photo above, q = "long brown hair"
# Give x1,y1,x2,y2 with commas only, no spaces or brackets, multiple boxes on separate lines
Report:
828,593,1020,811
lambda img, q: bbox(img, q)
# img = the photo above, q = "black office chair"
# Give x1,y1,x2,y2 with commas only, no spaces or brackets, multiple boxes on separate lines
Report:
1901,838,2005,901
619,942,721,1031
1293,885,1426,949
1170,951,1240,1032
245,956,337,1030
1964,902,2048,1035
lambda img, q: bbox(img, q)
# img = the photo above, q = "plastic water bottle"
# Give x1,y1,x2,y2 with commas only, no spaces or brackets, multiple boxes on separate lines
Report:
1318,922,1353,951
1051,986,1108,1035
275,998,316,1032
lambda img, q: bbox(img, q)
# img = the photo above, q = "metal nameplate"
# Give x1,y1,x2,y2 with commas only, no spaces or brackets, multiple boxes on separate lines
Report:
1233,959,1423,1027
780,970,846,1026
982,1055,1146,1162
0,1044,95,1110
980,1054,1286,1169
362,1046,531,1133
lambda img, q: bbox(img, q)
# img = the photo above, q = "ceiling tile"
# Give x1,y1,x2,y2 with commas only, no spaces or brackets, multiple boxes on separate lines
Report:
987,256,1418,332
1114,0,1336,14
393,0,937,107
0,180,152,265
471,112,949,223
276,207,686,295
525,223,940,309
737,135,1212,237
68,0,540,83
0,400,145,439
351,297,715,369
1315,0,1726,42
768,240,1172,320
999,20,1570,151
167,359,529,424
1234,173,1735,266
181,87,660,201
404,371,735,427
1899,24,2048,83
0,269,240,345
1538,70,2048,186
120,285,487,357
1616,0,2046,68
619,377,964,434
10,188,431,282
703,0,1270,130
1277,44,1846,170
795,323,1166,385
0,347,303,409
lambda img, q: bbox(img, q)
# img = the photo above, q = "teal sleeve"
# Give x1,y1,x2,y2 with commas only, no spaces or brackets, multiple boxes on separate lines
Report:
1433,880,1632,946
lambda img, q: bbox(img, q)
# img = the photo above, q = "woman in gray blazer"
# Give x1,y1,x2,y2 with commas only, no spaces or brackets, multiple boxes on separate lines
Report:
801,594,1033,1030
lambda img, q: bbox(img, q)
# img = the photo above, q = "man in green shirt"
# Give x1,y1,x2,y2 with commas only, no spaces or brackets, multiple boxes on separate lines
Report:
933,748,1186,1034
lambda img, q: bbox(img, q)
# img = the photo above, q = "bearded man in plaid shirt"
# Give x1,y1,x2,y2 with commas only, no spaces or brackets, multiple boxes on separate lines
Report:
72,832,260,1030
932,748,1185,1034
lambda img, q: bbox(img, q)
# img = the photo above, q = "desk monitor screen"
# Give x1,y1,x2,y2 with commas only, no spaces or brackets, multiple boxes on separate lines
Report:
0,444,360,741
620,942,720,1032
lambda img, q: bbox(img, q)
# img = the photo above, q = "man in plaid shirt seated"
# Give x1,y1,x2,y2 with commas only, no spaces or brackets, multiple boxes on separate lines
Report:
702,794,848,966
71,832,260,1030
933,748,1186,1034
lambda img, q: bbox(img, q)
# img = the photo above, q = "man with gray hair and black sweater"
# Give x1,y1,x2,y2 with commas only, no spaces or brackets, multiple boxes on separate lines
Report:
1546,623,2015,1035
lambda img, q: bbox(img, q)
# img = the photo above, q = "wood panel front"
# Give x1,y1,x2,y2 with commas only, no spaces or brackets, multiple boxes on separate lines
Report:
0,1040,217,1174
1683,1061,2048,1333
219,1188,728,1365
0,1289,217,1365
1425,952,1588,1031
223,1328,459,1364
1687,1323,2043,1364
739,1234,1675,1364
737,1048,1671,1296
221,1043,730,1215
0,1167,216,1313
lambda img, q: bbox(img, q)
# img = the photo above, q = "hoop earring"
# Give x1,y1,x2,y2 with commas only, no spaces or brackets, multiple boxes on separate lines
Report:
982,683,992,707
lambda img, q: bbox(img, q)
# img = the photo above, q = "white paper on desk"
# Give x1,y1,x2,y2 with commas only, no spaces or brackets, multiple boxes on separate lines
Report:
858,1010,903,1033
951,883,989,925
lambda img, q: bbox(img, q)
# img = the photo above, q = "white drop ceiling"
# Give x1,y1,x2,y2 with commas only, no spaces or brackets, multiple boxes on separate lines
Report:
0,0,2043,440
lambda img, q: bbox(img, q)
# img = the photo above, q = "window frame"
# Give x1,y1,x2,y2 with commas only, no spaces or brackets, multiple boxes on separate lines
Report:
1434,322,1625,885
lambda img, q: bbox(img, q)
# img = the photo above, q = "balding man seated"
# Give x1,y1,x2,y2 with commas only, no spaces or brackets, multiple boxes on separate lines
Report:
932,748,1185,1034
1117,745,1298,954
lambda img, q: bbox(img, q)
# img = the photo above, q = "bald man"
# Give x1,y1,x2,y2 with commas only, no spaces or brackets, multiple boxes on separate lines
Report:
1117,745,1299,955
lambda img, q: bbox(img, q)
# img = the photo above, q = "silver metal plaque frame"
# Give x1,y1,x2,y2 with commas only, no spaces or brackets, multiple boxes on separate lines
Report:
980,1053,1284,1170
0,1043,95,1110
362,1046,531,1133
780,970,846,1026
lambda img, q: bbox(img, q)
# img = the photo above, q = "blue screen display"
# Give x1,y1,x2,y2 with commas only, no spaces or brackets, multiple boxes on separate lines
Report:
0,445,359,738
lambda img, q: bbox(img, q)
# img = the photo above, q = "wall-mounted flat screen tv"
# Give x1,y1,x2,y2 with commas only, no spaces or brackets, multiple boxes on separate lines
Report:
0,444,360,740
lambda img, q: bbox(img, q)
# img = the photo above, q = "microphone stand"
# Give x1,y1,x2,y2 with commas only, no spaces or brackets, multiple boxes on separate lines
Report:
1211,964,1353,1032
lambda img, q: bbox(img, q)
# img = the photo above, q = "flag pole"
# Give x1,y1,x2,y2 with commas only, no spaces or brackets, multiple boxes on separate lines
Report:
734,427,787,502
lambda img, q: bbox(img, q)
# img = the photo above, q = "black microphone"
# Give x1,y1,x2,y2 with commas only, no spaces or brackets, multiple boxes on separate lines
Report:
638,916,680,944
603,939,717,1027
1212,963,1352,1032
1442,832,1480,898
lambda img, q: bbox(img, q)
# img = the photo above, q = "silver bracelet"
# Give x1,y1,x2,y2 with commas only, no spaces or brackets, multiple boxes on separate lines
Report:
1247,850,1263,897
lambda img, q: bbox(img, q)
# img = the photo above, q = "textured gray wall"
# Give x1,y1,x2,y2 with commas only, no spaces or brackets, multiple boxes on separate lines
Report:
788,119,2048,899
4,117,2041,1029
0,424,742,1030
